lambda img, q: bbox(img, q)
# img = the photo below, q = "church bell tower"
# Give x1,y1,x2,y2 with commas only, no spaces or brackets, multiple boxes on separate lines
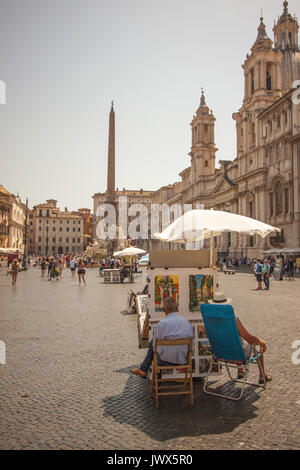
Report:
189,90,217,183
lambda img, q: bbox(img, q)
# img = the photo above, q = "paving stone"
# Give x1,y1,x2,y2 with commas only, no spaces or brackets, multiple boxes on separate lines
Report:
0,268,299,449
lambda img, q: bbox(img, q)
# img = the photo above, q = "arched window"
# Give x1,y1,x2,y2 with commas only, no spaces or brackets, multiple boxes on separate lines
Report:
275,181,283,215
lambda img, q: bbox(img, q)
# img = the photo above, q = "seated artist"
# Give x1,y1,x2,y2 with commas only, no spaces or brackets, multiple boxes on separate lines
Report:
209,291,272,383
131,296,193,378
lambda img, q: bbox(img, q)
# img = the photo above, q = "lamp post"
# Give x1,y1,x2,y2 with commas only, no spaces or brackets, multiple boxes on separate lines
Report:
22,198,28,269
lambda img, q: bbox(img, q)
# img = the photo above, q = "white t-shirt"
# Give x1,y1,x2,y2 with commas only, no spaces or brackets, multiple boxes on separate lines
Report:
70,259,76,269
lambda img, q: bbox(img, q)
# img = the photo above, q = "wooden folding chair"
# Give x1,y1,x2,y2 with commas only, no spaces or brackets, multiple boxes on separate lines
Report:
150,338,194,409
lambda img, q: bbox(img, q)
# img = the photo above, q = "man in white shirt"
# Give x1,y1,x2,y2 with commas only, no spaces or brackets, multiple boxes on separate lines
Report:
131,297,193,378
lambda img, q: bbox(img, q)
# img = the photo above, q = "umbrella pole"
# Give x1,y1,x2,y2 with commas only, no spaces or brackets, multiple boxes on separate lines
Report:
210,233,213,267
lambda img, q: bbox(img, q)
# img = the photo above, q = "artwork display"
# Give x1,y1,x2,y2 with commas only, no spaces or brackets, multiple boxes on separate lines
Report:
148,267,221,379
189,274,213,310
154,275,179,312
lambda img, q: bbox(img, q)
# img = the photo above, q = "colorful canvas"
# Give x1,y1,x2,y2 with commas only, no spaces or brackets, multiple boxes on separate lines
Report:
154,275,179,312
189,274,213,311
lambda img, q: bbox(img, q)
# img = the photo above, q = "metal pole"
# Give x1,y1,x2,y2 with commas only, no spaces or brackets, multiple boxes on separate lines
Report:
210,233,214,267
22,198,28,268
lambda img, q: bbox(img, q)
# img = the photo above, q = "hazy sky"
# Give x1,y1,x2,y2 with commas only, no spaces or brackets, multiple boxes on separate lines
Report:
0,0,298,211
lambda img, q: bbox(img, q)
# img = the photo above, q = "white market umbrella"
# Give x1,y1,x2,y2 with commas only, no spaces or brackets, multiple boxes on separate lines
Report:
113,247,147,257
154,209,280,266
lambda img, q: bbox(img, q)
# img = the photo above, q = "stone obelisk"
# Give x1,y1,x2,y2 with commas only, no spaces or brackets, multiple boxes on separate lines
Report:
106,101,116,201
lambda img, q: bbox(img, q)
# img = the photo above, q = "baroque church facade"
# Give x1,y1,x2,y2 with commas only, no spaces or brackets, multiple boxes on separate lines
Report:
151,1,300,258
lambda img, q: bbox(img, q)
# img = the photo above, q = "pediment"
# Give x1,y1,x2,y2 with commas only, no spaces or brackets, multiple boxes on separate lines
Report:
213,177,231,194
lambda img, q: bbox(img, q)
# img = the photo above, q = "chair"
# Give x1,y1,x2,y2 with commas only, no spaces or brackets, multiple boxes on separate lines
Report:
150,338,194,409
200,304,266,401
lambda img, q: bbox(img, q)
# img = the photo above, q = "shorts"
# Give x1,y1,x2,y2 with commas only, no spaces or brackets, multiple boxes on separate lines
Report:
256,273,262,282
71,267,76,272
78,269,86,275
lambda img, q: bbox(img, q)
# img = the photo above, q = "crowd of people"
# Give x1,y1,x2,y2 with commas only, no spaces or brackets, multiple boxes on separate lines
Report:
219,255,297,276
3,252,141,287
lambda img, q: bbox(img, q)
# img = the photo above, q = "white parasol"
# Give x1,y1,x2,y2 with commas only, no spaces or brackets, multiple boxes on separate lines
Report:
113,247,147,257
154,209,280,266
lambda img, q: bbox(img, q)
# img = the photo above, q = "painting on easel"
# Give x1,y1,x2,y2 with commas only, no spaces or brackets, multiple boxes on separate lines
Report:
189,274,214,311
154,275,179,312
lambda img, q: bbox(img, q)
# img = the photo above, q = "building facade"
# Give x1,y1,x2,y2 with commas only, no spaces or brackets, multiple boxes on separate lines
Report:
32,200,84,256
151,2,300,258
0,185,27,251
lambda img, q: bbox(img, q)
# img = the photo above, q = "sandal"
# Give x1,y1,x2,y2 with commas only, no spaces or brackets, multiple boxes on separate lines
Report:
259,374,272,384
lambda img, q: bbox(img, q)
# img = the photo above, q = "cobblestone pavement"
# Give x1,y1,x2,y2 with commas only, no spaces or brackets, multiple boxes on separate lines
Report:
0,266,299,450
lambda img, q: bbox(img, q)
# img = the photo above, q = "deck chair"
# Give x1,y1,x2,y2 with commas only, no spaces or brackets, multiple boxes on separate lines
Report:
150,338,194,409
200,304,266,401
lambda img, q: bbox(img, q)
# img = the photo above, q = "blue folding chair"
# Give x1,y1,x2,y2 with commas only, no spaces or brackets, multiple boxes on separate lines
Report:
200,304,266,401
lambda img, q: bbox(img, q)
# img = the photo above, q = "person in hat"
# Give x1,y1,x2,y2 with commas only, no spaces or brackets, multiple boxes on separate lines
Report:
209,291,272,383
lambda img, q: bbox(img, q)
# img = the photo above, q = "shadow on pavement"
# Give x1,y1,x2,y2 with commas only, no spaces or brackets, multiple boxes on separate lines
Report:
101,366,261,442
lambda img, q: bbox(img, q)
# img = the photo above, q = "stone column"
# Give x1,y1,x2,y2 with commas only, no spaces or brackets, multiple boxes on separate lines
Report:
107,103,115,197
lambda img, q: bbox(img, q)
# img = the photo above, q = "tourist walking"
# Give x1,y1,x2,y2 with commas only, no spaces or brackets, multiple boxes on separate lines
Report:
263,259,271,290
10,259,19,286
254,259,263,290
77,259,87,286
48,257,59,281
41,258,47,277
69,257,76,277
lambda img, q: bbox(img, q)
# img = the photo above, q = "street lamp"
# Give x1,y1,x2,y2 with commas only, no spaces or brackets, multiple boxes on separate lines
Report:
22,198,28,269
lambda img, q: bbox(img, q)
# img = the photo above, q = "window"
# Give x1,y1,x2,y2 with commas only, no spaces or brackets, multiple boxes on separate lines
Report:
38,237,41,242
52,237,55,243
59,227,62,232
73,228,75,232
53,220,56,223
266,71,272,90
205,160,208,168
78,227,81,232
269,193,274,217
60,220,62,224
46,210,49,217
275,181,283,215
250,68,254,94
67,220,69,224
39,226,42,232
66,246,69,252
277,115,281,128
59,237,62,242
249,201,254,218
46,226,49,232
78,238,80,243
72,238,75,243
66,238,69,242
249,236,254,247
67,228,69,232
39,209,42,216
285,188,289,214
